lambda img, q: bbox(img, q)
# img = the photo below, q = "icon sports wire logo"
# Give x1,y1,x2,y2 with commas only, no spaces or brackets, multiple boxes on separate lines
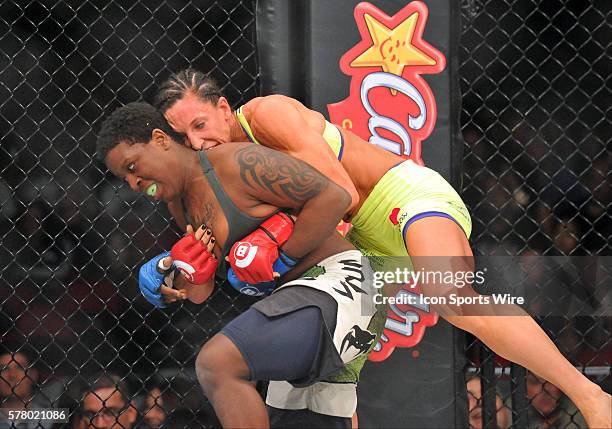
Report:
327,1,445,165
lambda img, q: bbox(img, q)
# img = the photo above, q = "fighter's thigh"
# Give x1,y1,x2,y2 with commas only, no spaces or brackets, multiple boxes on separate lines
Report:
404,216,486,320
405,216,472,258
220,306,324,382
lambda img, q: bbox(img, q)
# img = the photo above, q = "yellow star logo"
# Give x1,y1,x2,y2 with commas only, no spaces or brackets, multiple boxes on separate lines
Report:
350,12,437,77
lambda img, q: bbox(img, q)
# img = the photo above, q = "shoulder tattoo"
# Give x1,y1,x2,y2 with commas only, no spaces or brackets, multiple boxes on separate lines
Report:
235,145,328,203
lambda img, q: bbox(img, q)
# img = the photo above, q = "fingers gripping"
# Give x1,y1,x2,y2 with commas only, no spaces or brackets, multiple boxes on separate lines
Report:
171,231,218,284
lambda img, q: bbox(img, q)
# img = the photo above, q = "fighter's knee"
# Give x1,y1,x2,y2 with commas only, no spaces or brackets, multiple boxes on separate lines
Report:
195,339,232,395
195,343,217,394
195,334,249,396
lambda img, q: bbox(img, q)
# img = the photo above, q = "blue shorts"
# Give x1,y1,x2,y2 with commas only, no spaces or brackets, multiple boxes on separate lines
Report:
221,304,325,383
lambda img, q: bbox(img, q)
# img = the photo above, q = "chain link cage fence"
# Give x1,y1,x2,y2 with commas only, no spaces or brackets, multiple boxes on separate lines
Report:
0,0,609,428
0,1,259,427
460,0,610,427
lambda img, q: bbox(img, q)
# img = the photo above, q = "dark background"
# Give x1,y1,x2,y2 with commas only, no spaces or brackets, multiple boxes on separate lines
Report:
0,0,609,427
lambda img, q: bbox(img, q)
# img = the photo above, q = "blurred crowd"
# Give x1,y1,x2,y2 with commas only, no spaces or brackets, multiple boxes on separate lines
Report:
1,348,593,428
0,348,221,428
0,0,609,427
466,373,588,429
459,0,611,404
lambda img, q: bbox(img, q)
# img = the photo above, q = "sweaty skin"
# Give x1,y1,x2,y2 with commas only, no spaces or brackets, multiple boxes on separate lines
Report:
163,93,611,429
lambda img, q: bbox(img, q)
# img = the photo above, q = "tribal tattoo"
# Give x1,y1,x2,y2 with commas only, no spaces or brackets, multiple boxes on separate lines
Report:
235,146,328,203
191,201,216,228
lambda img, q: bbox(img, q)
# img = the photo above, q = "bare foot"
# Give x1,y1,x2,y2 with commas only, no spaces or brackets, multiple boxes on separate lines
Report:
583,389,612,429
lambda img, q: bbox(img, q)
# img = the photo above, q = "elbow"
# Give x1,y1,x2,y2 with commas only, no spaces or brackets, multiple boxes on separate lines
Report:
315,183,351,222
333,180,359,212
331,184,352,215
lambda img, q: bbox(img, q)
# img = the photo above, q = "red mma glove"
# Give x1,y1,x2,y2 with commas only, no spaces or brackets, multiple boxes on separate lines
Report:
171,234,218,284
228,212,294,284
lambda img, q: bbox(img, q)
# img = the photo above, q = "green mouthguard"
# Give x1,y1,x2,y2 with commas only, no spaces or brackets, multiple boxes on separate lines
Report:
146,183,157,197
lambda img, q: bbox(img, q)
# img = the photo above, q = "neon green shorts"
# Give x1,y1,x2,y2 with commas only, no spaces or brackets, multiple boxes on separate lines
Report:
347,160,471,264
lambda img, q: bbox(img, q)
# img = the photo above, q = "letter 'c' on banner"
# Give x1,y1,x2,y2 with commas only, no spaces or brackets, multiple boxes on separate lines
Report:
327,1,446,361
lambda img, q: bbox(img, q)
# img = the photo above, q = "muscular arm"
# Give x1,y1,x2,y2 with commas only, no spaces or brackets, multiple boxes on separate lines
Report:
231,144,351,259
248,96,360,211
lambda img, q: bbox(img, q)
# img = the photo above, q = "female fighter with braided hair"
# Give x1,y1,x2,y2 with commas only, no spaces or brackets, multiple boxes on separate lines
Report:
149,68,610,429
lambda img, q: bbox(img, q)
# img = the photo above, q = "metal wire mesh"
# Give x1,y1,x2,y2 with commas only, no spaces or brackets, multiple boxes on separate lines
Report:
460,0,611,427
0,0,610,428
0,1,258,427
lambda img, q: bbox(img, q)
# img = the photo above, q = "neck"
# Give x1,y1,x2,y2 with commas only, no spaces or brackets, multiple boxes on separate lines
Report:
180,149,214,210
177,147,206,203
229,111,248,142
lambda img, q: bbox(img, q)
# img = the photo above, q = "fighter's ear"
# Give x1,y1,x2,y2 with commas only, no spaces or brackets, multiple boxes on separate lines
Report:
217,96,232,119
151,128,171,150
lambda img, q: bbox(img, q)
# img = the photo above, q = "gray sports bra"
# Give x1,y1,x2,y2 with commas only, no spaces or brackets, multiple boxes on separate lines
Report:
182,151,270,279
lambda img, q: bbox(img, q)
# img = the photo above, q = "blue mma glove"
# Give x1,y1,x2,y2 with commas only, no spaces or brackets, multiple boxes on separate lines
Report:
139,251,172,308
227,270,275,297
227,249,299,297
273,248,299,276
